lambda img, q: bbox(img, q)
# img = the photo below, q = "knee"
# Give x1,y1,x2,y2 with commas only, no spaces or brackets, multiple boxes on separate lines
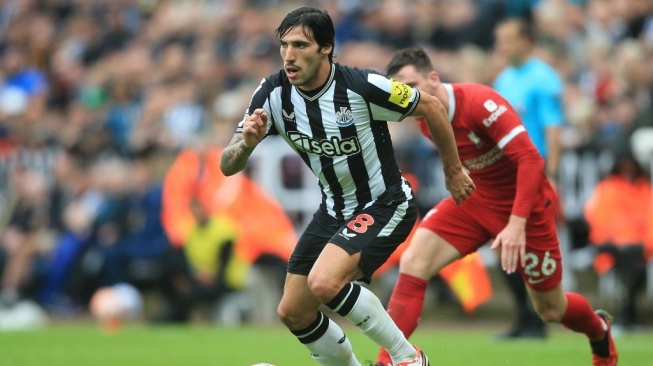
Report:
306,273,341,303
399,249,434,278
277,302,314,330
536,305,565,323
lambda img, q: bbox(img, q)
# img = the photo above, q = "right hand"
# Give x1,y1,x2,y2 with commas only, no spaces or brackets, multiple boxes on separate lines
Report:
445,168,475,205
242,108,268,148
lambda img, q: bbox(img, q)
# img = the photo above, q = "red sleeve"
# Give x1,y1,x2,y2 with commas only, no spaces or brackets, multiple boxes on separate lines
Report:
469,89,545,218
417,117,431,138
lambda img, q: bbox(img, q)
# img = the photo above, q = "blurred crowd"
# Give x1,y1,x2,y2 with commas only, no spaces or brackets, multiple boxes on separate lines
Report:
0,0,652,327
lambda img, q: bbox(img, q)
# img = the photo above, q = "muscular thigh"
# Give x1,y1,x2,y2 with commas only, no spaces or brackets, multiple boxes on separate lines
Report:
419,198,491,256
400,228,463,279
518,205,563,292
288,197,416,284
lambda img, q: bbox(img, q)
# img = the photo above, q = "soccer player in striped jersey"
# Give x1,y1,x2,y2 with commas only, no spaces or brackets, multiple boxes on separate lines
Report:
374,47,617,366
220,7,474,366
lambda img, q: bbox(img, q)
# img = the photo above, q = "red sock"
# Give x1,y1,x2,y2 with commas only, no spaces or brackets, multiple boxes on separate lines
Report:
561,292,606,341
376,273,428,365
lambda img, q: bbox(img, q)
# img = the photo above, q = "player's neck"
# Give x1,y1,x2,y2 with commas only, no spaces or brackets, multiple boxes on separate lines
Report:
435,84,450,114
298,62,333,92
511,53,531,67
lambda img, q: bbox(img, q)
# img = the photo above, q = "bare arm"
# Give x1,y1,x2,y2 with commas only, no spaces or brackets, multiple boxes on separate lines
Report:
411,91,475,204
220,134,255,176
545,125,561,180
220,109,268,176
412,92,462,175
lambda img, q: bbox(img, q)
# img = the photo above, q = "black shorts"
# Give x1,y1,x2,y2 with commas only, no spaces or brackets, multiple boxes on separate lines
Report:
288,187,417,283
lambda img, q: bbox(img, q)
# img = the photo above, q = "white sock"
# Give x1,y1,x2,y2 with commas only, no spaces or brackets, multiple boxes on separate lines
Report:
327,283,417,364
292,311,360,366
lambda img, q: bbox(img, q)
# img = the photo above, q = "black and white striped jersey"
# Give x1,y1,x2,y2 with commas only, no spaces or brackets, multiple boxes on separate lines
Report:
237,63,419,220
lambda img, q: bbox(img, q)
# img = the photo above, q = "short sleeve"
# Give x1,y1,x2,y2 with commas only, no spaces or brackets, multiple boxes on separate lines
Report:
236,78,277,136
352,70,421,122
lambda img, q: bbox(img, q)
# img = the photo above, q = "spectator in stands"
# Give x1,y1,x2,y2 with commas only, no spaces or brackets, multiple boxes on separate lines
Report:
584,152,651,332
0,42,48,125
35,151,94,311
0,168,50,307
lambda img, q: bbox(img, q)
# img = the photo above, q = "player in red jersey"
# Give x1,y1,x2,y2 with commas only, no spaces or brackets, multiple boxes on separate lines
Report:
374,48,617,366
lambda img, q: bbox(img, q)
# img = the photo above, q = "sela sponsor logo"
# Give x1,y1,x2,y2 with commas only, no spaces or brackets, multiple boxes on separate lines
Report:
389,79,412,108
282,109,295,123
482,100,508,127
335,107,354,127
287,131,361,157
338,228,357,240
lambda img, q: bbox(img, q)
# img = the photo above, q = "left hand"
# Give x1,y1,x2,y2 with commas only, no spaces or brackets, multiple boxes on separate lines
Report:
445,169,476,205
490,215,527,274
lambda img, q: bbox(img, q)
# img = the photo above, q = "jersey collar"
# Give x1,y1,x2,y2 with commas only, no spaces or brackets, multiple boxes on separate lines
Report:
442,83,455,122
295,63,336,101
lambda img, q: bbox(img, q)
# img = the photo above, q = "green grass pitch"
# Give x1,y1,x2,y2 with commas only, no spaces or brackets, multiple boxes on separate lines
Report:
1,321,651,365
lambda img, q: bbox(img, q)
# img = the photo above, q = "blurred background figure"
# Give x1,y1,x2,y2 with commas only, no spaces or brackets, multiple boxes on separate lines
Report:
161,140,295,324
153,194,247,323
0,167,51,307
584,152,652,334
491,16,565,340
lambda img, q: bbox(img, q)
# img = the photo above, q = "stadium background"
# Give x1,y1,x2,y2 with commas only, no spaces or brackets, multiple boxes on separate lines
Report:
0,0,652,340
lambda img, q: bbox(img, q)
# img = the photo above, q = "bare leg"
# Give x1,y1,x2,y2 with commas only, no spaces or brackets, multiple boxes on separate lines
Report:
376,229,462,365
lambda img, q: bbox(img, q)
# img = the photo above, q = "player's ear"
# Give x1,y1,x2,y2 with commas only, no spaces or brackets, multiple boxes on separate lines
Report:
321,44,333,57
427,71,440,84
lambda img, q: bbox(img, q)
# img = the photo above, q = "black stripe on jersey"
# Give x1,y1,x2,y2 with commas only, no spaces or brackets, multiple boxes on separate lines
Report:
248,75,279,114
239,73,283,136
333,73,371,212
370,117,402,188
281,84,310,166
305,97,346,220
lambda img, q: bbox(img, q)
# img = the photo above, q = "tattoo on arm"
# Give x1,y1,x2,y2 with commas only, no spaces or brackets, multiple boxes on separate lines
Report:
220,134,255,176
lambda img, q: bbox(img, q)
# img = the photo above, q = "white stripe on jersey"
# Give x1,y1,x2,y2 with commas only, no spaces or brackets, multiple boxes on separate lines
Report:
378,198,410,237
498,125,526,149
443,83,456,122
346,88,386,209
243,64,416,220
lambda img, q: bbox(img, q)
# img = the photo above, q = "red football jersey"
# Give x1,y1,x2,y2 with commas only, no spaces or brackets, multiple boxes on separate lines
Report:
419,83,554,218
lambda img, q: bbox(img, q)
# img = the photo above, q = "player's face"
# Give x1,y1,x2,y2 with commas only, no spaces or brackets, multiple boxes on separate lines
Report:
391,65,436,95
280,26,331,90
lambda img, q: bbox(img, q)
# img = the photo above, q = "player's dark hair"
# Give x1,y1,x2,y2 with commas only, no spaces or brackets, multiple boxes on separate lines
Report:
501,17,535,43
275,7,335,63
386,47,434,77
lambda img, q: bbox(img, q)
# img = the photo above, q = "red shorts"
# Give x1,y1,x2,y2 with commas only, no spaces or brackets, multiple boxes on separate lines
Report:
419,193,562,291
